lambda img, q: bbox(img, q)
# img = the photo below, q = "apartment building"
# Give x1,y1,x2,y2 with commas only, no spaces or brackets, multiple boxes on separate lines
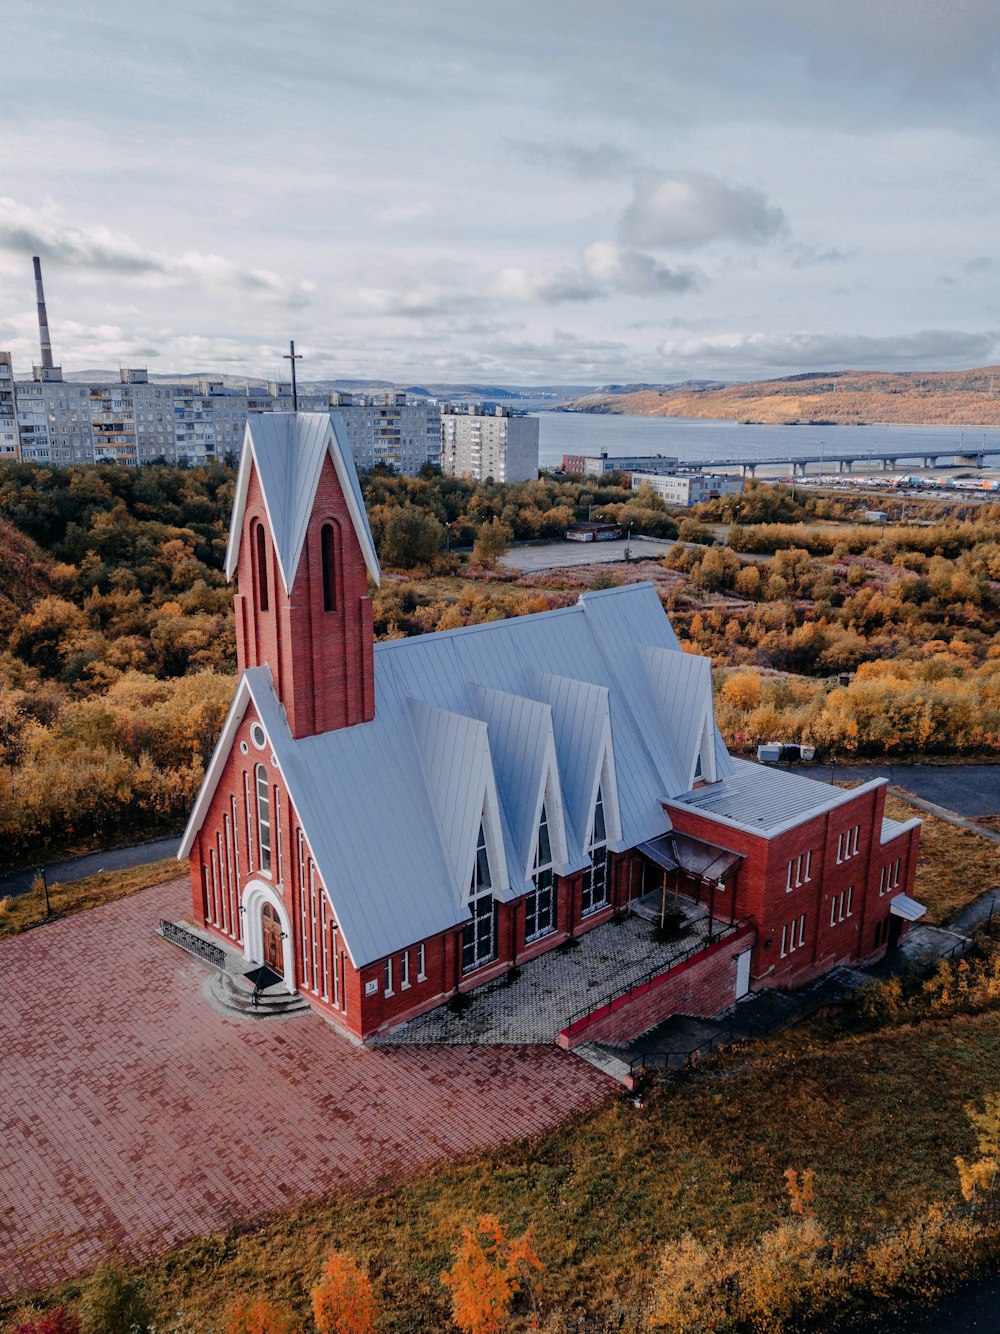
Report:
0,362,441,475
440,403,539,483
562,452,678,478
0,354,17,459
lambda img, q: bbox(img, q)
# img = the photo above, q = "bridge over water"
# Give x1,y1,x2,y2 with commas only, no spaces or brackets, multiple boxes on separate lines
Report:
683,445,1000,477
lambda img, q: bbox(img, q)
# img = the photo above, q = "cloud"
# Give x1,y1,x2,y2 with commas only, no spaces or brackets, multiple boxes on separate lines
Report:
0,198,314,305
504,138,635,178
620,170,787,250
344,284,469,318
657,329,1000,371
493,243,700,304
788,243,855,268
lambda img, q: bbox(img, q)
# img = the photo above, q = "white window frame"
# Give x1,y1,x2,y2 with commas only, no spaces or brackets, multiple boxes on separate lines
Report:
847,885,854,917
836,833,843,864
384,956,394,997
256,764,271,876
401,950,411,990
417,942,427,981
803,850,812,883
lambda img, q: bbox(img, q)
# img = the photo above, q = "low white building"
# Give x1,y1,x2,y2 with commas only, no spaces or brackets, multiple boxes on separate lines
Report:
631,471,743,508
440,404,539,483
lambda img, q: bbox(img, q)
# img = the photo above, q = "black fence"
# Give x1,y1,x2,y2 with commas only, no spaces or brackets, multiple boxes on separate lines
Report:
159,919,226,970
563,919,746,1037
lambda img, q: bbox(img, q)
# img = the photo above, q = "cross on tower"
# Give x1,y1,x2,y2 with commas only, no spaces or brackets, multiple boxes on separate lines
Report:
283,339,303,411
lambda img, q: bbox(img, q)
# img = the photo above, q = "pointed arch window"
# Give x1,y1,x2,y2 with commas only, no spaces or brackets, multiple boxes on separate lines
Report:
321,522,337,612
525,802,557,942
254,521,269,612
581,785,610,917
462,821,496,973
256,763,271,875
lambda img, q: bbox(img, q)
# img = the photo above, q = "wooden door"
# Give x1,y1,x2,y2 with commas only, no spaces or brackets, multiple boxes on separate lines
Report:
262,902,284,976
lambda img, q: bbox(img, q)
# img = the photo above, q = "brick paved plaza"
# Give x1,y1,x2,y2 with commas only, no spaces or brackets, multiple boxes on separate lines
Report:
0,879,614,1299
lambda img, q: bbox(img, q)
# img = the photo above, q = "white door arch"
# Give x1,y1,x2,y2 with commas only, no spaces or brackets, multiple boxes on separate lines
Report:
241,880,297,995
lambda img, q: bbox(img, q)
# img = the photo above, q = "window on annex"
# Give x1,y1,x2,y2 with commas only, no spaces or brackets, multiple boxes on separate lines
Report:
256,764,271,874
581,785,610,917
525,802,557,942
462,822,496,973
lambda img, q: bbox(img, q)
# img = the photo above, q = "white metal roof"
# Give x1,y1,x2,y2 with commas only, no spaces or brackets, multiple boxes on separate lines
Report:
889,893,926,921
667,759,889,839
225,413,381,591
188,582,863,965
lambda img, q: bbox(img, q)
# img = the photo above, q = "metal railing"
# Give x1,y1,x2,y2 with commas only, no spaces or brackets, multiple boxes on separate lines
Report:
563,919,748,1036
628,985,855,1078
159,919,226,971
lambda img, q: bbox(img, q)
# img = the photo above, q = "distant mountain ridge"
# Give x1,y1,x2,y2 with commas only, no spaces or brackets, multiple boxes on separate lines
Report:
564,366,1000,427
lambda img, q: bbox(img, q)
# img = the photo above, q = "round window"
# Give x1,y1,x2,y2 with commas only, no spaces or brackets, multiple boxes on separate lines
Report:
239,740,249,755
250,723,267,750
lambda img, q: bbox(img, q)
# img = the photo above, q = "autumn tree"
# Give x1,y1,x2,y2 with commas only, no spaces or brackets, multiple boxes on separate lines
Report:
78,1261,153,1334
441,1215,543,1334
473,518,514,570
224,1296,297,1334
10,1311,80,1334
311,1248,376,1334
956,1091,1000,1204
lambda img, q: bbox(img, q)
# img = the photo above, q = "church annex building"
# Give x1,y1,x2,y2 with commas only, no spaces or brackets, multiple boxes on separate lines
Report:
179,413,923,1043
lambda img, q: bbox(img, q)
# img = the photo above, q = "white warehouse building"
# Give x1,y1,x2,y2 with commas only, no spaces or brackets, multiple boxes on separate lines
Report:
631,470,743,508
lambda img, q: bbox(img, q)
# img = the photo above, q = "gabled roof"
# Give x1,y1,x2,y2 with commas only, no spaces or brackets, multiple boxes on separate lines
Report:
471,686,574,886
408,698,512,907
640,645,714,791
225,413,381,591
185,582,832,966
529,670,618,859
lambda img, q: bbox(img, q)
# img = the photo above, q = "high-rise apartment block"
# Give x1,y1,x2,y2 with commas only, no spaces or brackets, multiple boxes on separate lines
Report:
0,361,443,474
440,404,539,483
0,353,17,459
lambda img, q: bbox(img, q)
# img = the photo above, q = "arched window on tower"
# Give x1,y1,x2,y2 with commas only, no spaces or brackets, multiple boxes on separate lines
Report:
321,522,337,612
254,521,269,612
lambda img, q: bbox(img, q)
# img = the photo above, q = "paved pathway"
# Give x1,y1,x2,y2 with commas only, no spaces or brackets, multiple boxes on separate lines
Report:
0,879,613,1298
784,763,1000,819
0,835,182,898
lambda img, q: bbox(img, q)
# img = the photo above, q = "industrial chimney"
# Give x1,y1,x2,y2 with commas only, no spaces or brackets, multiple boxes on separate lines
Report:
31,256,62,382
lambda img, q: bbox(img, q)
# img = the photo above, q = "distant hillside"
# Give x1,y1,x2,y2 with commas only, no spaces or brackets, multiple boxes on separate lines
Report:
567,366,1000,426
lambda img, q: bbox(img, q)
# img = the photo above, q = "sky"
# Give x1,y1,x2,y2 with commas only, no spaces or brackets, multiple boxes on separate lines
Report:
1,0,999,386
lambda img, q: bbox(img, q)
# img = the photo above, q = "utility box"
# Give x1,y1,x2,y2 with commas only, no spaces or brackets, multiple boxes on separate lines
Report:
757,743,782,764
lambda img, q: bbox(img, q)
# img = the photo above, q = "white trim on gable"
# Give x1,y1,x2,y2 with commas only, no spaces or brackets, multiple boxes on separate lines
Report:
225,414,381,595
589,729,624,853
178,674,256,861
528,732,572,883
463,778,509,909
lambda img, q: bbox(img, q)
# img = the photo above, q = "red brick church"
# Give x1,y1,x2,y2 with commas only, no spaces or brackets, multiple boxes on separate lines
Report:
179,413,923,1041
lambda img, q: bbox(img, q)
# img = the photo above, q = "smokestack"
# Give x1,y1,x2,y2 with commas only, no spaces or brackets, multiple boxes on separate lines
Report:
33,256,54,370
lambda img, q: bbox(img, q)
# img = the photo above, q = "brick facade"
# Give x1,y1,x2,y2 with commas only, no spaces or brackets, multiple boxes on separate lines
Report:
189,426,922,1044
665,782,920,990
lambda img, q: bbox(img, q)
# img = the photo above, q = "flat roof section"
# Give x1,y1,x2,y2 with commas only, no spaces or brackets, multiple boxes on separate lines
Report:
666,758,888,839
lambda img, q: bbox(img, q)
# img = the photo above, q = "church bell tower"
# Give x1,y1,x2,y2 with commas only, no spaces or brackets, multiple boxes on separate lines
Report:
226,413,381,739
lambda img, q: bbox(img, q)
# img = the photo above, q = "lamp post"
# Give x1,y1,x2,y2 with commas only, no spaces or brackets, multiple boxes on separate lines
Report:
625,523,633,561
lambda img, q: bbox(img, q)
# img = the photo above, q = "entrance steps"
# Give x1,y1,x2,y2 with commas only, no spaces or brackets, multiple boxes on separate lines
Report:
206,969,311,1019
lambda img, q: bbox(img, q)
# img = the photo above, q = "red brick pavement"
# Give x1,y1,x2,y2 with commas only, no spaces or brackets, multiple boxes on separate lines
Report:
0,879,614,1298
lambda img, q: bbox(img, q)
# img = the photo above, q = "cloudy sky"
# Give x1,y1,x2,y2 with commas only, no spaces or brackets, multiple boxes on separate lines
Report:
2,0,999,385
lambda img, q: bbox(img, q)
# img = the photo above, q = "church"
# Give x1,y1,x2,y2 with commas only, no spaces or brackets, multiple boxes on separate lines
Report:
179,413,923,1042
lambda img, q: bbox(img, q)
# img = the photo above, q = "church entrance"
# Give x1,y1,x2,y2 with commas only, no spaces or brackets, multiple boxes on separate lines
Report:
261,902,284,976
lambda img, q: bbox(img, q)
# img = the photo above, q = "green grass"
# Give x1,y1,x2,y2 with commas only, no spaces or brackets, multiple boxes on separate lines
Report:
885,792,1000,924
7,1010,1000,1331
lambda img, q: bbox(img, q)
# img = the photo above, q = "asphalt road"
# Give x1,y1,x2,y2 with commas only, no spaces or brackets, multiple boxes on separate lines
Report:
0,834,182,899
783,763,1000,818
834,1269,1000,1332
499,536,678,571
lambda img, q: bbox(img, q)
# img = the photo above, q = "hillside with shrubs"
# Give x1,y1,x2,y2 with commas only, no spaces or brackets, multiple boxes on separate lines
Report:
2,458,1000,862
